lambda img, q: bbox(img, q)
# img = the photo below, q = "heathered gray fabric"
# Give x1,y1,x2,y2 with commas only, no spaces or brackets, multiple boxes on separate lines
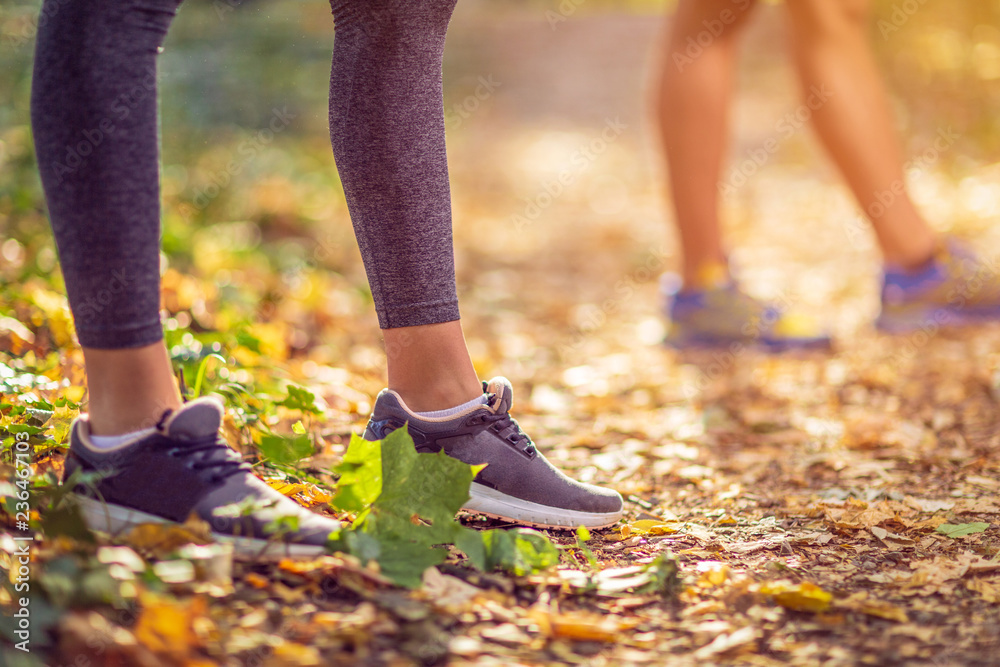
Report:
31,0,180,349
329,0,461,329
31,0,461,349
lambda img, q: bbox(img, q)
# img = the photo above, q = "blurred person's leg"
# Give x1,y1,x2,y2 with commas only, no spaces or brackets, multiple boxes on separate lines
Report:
784,0,937,268
785,0,1000,331
31,0,340,555
659,0,759,288
658,0,829,349
329,0,623,527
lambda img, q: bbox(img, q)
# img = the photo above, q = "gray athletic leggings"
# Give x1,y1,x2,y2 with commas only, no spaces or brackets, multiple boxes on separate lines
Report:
31,0,460,349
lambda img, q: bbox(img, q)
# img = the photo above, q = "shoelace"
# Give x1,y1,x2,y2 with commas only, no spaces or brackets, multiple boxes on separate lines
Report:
481,411,536,456
160,433,249,484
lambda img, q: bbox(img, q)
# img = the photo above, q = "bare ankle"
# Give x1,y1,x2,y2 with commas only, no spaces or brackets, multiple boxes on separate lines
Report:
82,342,182,436
883,239,937,272
87,396,180,436
383,321,483,413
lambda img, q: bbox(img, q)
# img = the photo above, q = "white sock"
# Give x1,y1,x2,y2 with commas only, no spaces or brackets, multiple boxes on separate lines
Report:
415,394,488,419
89,426,156,450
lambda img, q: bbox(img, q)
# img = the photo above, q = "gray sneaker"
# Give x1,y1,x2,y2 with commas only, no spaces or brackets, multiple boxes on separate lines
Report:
363,377,624,529
64,397,341,559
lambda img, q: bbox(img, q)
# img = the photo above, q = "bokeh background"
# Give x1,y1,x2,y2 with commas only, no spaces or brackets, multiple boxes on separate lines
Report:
3,0,1000,409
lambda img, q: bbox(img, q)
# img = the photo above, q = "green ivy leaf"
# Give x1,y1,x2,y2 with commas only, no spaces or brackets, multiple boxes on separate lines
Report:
343,428,475,586
482,528,561,576
371,533,450,588
235,330,262,354
454,528,488,571
331,434,384,514
5,424,44,435
574,525,597,569
936,522,990,538
258,433,313,464
279,384,323,414
368,429,475,545
333,428,563,587
39,498,94,543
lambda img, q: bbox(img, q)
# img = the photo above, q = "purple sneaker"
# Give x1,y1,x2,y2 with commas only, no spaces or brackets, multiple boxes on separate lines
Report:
663,276,831,351
363,378,624,529
64,398,341,559
877,240,1000,333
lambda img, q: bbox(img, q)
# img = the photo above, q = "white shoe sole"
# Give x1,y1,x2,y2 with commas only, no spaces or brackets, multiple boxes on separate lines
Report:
462,483,623,530
72,494,326,560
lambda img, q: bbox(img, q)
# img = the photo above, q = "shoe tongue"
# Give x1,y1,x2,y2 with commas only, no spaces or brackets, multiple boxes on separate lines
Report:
485,377,514,414
161,397,223,441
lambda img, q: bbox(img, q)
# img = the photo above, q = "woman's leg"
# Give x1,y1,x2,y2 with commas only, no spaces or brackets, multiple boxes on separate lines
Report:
784,0,937,268
328,0,481,412
658,0,759,287
31,0,183,435
330,0,482,411
327,0,623,527
658,0,832,350
33,0,342,552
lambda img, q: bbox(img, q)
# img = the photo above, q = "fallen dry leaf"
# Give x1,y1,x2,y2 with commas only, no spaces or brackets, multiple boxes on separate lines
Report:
839,592,910,622
692,626,759,660
966,577,1000,603
265,642,323,667
133,593,208,661
123,516,214,557
759,581,834,613
621,519,681,537
263,478,334,507
420,567,483,610
871,526,916,548
952,498,1000,514
529,607,638,643
903,496,955,513
824,501,899,530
